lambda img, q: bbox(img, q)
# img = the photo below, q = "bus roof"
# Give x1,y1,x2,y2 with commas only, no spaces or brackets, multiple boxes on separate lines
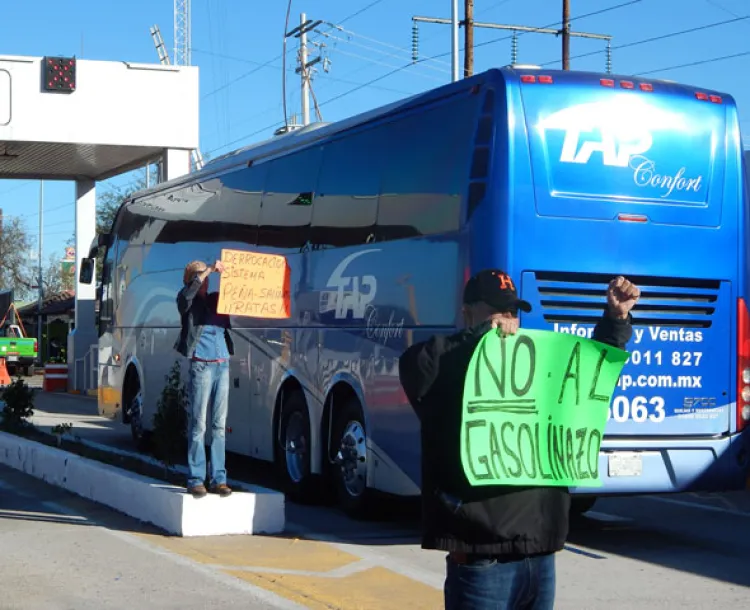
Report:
127,66,733,201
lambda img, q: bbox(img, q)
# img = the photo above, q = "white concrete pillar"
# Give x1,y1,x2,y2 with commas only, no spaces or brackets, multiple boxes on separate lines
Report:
163,148,192,181
67,178,97,390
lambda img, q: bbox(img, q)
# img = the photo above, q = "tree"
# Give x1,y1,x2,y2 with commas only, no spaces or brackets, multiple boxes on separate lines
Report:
96,167,152,236
0,216,33,300
90,167,152,279
39,252,74,297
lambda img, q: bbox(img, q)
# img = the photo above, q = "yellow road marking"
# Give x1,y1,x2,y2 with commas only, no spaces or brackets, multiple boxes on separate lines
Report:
227,566,442,610
138,533,360,572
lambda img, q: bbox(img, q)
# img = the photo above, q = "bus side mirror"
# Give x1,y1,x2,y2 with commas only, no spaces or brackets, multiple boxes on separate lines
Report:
79,258,95,285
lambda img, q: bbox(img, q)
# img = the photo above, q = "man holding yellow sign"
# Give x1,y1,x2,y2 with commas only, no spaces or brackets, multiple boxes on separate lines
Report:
399,270,638,610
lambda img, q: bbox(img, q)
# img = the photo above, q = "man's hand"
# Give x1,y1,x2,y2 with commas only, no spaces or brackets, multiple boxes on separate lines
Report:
213,260,225,274
607,276,640,320
491,315,519,337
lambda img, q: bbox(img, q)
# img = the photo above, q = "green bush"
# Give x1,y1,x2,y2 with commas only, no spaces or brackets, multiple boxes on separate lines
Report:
1,376,35,431
151,361,188,468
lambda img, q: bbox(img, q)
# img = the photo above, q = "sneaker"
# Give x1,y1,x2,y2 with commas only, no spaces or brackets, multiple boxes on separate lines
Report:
188,484,208,498
210,483,232,497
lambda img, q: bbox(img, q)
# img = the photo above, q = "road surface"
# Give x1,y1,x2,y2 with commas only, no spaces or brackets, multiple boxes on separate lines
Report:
0,388,747,608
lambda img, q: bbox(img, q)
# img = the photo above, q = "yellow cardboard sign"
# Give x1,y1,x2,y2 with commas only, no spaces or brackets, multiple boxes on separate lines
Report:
217,249,291,319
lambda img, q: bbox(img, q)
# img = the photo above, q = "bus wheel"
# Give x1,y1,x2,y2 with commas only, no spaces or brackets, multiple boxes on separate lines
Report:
277,391,316,501
331,400,371,516
570,496,597,516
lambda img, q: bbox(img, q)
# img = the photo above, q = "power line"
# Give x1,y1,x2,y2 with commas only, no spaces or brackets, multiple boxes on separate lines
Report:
204,62,412,158
203,0,642,158
0,181,34,197
337,0,387,25
193,48,415,97
470,0,642,54
635,49,750,76
704,0,743,18
409,0,641,68
314,38,447,82
539,15,750,66
326,23,454,69
315,29,452,76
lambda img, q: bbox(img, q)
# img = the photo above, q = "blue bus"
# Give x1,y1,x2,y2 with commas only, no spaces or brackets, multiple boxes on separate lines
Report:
81,65,750,515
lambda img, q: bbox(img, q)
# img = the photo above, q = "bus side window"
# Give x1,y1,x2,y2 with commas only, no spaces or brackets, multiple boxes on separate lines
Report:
312,129,380,249
377,94,479,242
98,243,116,334
258,148,320,253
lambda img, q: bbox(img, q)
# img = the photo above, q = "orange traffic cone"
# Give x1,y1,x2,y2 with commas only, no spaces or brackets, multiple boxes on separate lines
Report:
0,358,10,387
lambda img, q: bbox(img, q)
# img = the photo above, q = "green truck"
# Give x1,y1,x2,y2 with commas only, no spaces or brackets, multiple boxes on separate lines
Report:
0,323,37,376
0,291,37,377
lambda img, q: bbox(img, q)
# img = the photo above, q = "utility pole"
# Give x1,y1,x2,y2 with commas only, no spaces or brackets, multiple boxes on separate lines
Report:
37,181,43,361
286,15,323,128
300,12,310,126
464,0,474,78
412,14,612,75
451,0,459,82
562,0,571,70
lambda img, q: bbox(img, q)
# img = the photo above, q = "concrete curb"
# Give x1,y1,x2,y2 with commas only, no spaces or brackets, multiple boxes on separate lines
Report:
0,431,286,536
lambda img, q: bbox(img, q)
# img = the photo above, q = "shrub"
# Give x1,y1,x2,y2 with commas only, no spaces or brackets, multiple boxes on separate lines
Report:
1,376,35,431
151,361,188,469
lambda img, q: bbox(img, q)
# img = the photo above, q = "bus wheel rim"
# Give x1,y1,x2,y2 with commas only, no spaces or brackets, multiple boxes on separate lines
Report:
339,420,366,498
284,411,308,484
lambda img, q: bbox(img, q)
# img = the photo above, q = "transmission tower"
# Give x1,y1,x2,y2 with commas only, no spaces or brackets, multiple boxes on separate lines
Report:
174,0,191,67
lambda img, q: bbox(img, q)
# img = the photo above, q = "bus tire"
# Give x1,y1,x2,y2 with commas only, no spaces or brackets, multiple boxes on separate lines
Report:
570,496,597,516
331,399,372,517
277,390,316,502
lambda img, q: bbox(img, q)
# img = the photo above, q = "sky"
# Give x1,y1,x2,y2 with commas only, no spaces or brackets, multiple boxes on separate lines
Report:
1,0,749,264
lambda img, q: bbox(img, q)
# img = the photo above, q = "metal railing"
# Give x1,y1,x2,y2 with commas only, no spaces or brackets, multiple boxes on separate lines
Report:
73,344,98,393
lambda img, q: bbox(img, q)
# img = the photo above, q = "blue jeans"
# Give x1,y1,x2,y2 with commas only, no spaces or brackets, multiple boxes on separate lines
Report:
187,359,229,488
444,553,556,610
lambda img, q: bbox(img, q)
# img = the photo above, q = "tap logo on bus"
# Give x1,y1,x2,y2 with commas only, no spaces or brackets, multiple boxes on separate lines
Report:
321,249,379,319
538,99,705,200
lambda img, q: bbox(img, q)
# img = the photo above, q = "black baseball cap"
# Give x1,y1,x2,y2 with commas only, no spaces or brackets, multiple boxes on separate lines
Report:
463,269,532,314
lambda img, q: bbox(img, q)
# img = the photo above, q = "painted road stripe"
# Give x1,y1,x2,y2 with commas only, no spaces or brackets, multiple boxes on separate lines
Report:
36,498,307,610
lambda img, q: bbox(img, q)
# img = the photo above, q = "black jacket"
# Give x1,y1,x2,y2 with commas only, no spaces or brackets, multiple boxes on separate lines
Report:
398,311,632,556
174,277,234,358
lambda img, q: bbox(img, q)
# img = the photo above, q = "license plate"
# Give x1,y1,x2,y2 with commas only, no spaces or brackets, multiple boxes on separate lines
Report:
608,452,643,477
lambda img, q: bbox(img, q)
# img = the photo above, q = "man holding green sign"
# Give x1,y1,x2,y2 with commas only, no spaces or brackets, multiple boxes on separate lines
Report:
399,270,638,610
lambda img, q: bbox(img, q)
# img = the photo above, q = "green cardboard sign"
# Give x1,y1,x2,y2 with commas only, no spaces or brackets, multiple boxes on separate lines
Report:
461,329,629,488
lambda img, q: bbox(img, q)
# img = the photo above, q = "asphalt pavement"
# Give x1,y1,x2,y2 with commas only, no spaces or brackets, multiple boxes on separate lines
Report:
0,386,747,609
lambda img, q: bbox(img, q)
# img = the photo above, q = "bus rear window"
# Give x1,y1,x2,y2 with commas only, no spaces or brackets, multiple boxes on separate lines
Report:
520,79,730,226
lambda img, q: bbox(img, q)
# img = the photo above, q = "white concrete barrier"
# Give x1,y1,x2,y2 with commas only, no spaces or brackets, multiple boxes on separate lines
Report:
0,431,285,536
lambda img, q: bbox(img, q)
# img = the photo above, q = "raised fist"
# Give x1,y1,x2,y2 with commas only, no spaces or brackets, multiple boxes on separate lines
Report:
607,276,640,320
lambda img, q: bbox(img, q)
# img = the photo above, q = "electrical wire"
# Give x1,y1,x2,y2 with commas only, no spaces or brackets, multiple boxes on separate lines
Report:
418,0,643,65
282,0,293,130
337,0,387,25
326,23,454,69
204,0,644,156
314,29,451,76
539,15,749,66
635,49,750,76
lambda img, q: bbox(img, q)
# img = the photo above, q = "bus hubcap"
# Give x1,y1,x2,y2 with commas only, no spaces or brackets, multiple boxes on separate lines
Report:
338,421,366,498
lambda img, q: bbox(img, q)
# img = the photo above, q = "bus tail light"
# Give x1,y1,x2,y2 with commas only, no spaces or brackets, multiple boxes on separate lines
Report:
696,91,723,104
520,74,553,84
737,298,750,431
618,213,648,223
33,340,38,353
